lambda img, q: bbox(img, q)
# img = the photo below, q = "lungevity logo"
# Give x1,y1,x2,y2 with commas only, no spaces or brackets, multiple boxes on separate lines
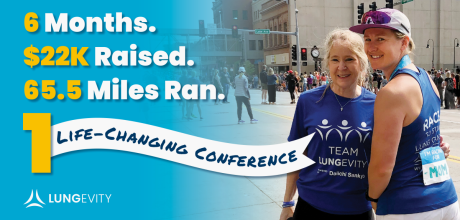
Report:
24,190,45,208
24,189,112,208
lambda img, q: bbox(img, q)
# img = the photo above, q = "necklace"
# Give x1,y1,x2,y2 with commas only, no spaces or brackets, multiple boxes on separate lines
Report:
332,89,358,111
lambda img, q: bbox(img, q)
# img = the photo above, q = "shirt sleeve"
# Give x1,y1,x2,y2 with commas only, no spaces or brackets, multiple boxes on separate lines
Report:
288,97,308,142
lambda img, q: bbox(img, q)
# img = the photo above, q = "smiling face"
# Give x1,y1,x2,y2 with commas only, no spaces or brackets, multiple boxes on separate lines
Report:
328,41,362,90
364,28,408,75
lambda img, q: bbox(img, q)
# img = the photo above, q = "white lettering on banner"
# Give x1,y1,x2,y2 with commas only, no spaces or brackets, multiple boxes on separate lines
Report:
52,118,315,177
48,194,111,203
423,110,440,131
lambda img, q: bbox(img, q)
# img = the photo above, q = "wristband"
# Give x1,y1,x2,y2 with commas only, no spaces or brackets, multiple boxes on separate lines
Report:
282,200,295,208
365,189,379,203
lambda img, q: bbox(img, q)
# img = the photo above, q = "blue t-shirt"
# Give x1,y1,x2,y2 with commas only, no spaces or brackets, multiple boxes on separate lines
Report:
288,86,375,215
376,67,458,215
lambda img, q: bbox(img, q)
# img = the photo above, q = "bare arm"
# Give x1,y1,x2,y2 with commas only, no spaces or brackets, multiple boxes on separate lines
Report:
368,77,413,209
279,170,300,220
284,170,300,202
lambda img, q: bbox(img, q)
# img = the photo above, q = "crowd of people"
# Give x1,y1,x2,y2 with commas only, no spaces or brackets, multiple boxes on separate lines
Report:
430,68,460,109
253,64,460,108
256,65,332,105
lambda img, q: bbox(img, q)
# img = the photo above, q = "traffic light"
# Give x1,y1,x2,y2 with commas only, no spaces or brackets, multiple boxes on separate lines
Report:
369,2,377,11
357,3,364,24
386,0,393,9
291,45,297,60
199,20,205,37
301,48,307,60
232,25,238,38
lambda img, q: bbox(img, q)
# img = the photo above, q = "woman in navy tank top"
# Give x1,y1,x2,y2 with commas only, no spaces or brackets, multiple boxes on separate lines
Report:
350,9,459,219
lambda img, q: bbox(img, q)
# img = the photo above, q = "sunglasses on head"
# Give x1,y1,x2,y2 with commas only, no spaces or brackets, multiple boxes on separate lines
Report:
361,11,409,34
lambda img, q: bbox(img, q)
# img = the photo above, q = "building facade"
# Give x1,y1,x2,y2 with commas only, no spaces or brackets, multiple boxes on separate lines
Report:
283,0,460,73
259,0,291,73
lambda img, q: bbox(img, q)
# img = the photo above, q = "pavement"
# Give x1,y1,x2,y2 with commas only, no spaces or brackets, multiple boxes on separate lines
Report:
147,87,460,220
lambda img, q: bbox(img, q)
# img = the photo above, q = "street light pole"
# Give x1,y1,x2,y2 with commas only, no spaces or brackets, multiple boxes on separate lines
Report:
219,11,223,29
427,39,434,69
294,0,301,75
454,38,459,70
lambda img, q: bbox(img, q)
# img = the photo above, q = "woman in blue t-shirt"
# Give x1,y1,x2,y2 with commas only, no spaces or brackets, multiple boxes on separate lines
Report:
350,9,458,219
281,28,376,220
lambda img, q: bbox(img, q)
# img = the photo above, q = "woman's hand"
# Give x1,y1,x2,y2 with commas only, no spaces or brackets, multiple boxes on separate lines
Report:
371,202,377,212
279,207,294,220
440,135,450,159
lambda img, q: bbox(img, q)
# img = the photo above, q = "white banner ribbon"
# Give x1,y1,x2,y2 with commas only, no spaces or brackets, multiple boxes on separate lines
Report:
52,118,315,176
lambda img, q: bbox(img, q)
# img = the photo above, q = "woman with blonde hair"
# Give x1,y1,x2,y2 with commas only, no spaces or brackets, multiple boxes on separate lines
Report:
267,68,277,104
281,28,375,220
350,8,458,219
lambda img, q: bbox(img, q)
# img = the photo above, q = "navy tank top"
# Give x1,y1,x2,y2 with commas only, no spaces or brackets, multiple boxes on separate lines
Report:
376,67,458,215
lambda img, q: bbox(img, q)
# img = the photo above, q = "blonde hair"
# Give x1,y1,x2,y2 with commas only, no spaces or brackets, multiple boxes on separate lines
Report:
317,29,369,102
268,68,274,76
393,31,416,61
446,71,452,78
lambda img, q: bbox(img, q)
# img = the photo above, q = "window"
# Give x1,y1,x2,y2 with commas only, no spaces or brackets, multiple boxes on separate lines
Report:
243,10,248,20
278,24,282,45
269,27,272,47
265,34,268,48
233,10,238,20
284,22,288,44
249,40,256,50
258,40,263,50
274,26,277,46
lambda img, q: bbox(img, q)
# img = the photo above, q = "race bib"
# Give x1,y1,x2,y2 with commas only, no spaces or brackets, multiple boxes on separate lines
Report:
421,146,450,186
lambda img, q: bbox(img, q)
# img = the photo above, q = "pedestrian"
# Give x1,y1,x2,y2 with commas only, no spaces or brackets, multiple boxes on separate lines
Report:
350,8,458,219
221,67,231,104
253,74,259,89
281,28,376,220
213,69,223,105
372,70,379,94
179,71,189,119
294,71,301,98
434,72,444,107
320,73,327,86
234,67,257,124
299,73,305,93
307,75,313,90
444,71,456,109
380,75,388,89
260,65,268,104
455,69,460,108
267,68,277,104
377,72,382,91
187,70,203,120
285,70,297,104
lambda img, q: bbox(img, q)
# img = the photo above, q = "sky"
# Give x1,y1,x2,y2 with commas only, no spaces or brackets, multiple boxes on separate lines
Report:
172,0,215,29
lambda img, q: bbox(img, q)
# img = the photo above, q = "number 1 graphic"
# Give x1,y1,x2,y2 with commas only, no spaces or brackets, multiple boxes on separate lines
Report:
23,113,51,173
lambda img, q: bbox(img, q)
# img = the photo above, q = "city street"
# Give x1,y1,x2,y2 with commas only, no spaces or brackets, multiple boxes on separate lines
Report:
156,87,460,220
